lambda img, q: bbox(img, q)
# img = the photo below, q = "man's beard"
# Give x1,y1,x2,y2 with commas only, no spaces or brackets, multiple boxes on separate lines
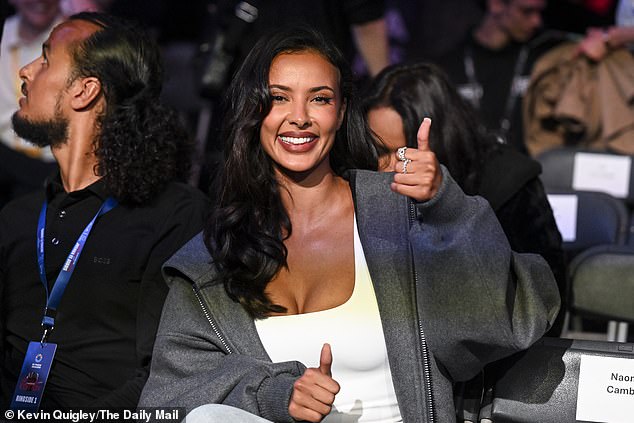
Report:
11,110,69,149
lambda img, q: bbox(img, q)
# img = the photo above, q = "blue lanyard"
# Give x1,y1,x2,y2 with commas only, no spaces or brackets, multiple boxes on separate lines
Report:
36,197,118,341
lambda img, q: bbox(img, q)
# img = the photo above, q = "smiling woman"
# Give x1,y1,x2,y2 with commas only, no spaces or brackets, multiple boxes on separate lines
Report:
260,50,346,176
139,28,561,423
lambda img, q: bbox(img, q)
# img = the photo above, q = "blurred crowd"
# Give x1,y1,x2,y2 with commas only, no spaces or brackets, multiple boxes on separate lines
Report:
2,0,632,206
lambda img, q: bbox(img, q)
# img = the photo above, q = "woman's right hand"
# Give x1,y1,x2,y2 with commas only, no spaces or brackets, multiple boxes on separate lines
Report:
288,343,340,422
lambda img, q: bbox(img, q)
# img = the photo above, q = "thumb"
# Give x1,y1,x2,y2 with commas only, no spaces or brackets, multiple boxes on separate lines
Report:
417,117,432,151
319,343,333,377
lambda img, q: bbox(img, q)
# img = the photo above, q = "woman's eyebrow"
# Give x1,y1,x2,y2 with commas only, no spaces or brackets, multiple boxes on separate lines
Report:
269,84,336,94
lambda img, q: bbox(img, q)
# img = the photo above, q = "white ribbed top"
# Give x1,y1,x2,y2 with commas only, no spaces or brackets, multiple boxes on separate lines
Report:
254,216,402,422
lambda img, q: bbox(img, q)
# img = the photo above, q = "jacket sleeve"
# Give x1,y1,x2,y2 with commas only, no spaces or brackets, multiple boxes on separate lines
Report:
494,177,568,335
138,275,305,423
411,169,561,382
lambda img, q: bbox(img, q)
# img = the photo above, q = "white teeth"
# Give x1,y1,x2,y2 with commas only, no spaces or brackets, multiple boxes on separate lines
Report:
279,136,314,145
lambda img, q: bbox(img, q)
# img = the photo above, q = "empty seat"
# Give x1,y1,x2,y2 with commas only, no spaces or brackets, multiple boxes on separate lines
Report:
568,245,634,342
547,189,629,262
537,148,634,207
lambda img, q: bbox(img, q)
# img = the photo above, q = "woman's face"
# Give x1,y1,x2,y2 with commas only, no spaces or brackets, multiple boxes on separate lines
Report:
260,50,345,177
367,106,407,171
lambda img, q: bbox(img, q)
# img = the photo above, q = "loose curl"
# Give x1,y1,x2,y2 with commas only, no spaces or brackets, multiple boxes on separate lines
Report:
68,12,193,205
362,63,499,195
205,28,378,318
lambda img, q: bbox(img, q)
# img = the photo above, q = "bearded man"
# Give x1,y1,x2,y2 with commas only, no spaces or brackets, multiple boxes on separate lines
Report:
0,12,209,410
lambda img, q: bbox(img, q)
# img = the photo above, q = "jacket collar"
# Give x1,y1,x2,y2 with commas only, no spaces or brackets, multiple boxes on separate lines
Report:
163,232,214,286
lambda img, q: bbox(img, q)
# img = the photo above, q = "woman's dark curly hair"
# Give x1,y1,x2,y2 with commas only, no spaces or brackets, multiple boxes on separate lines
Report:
204,28,378,318
363,62,500,195
67,12,193,205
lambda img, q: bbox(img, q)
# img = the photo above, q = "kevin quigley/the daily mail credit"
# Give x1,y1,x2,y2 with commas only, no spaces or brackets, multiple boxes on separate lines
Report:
2,408,183,422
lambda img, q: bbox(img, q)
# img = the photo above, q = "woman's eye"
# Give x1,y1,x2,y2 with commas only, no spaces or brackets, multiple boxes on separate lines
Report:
313,96,333,104
271,95,287,102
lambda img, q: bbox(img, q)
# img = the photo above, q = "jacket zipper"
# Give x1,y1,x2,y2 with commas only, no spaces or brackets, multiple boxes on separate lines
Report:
409,200,435,423
192,286,233,355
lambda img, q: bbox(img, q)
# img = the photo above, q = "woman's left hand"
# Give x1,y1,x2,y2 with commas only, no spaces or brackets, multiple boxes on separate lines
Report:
390,118,442,202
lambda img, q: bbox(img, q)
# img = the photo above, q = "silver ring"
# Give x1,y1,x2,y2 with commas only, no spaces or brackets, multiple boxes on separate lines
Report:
397,146,408,162
402,158,411,174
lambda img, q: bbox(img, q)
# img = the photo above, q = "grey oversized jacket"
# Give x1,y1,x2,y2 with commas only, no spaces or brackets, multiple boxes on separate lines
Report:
139,169,560,423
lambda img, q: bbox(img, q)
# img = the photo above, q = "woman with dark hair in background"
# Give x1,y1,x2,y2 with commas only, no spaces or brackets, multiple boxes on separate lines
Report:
364,62,567,336
139,29,559,423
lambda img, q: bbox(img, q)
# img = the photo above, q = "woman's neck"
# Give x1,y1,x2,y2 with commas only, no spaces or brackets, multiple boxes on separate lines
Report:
277,162,350,223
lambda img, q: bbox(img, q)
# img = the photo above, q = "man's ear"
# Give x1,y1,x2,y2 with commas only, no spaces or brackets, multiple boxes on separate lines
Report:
69,77,102,110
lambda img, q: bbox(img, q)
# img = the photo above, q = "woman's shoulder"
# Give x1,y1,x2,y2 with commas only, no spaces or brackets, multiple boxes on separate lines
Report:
478,145,542,210
163,232,217,287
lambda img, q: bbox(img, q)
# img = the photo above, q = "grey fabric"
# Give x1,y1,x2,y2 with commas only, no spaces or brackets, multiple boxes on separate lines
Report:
139,167,560,423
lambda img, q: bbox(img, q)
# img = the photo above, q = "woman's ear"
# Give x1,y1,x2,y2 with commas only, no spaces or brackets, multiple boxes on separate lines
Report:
69,76,102,110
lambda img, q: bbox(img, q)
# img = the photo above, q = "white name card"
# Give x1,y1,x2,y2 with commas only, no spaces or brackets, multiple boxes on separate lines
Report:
572,153,631,199
547,194,578,242
576,355,634,423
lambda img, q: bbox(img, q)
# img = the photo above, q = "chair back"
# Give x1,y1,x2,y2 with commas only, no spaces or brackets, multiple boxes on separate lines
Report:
547,189,629,261
537,148,634,206
568,245,634,322
479,337,634,423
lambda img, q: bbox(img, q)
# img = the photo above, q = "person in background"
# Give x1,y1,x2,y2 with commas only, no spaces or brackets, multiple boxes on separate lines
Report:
139,28,559,423
209,0,389,83
364,62,567,336
0,1,9,42
577,0,634,59
0,12,209,410
523,0,634,156
435,0,556,154
59,0,112,16
0,0,62,210
399,0,485,62
193,0,391,192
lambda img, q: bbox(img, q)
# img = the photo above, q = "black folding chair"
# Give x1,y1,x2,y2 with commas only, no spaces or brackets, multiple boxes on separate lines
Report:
546,189,629,262
538,148,634,207
567,245,634,342
478,337,634,422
